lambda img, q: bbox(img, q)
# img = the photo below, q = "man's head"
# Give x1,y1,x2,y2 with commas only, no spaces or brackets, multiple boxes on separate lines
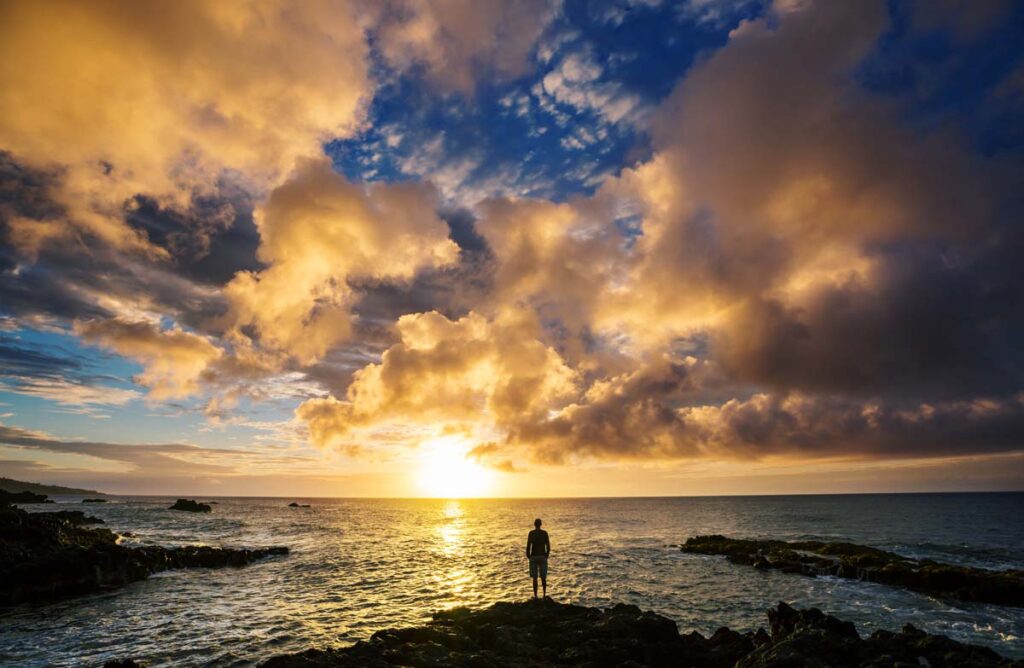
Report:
534,518,542,528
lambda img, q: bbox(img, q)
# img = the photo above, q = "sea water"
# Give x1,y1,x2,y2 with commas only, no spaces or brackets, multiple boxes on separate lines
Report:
1,493,1022,666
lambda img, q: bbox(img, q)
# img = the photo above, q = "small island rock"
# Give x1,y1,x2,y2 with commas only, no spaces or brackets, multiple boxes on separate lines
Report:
169,499,212,513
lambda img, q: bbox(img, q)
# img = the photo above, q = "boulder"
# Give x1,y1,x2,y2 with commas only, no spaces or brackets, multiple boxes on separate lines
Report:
169,499,212,513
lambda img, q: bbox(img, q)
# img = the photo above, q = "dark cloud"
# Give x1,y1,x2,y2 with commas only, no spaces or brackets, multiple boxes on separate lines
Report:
126,185,264,286
715,237,1024,401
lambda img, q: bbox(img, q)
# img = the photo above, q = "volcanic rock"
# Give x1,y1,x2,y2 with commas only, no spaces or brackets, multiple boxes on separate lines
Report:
260,599,1023,667
169,498,212,513
0,500,287,604
682,535,1024,607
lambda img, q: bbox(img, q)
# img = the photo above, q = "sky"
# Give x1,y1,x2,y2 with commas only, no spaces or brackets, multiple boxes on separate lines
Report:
1,0,1023,497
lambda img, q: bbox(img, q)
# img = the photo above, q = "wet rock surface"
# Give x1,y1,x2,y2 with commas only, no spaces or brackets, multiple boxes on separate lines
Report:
259,599,1023,667
169,498,212,513
0,501,288,604
682,535,1024,607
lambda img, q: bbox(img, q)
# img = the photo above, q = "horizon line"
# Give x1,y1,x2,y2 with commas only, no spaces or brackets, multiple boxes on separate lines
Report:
48,489,1024,500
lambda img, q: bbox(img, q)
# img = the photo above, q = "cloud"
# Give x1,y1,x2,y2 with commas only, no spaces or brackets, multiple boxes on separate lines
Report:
297,309,578,449
303,0,1024,468
0,0,370,257
0,377,139,410
75,318,222,400
0,423,319,482
224,157,459,364
538,48,643,125
372,0,556,92
4,0,1024,482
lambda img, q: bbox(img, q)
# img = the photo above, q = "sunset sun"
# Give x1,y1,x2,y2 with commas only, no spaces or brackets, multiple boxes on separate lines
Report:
416,436,494,498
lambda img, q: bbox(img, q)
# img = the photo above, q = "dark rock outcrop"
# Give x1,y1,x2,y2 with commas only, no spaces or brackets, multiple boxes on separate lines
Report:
0,489,54,504
41,509,104,525
83,498,107,503
288,502,311,508
169,498,212,513
0,501,287,604
682,535,1024,607
260,599,1023,667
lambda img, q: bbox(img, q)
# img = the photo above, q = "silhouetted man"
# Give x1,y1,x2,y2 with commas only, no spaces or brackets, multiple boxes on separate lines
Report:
526,518,550,599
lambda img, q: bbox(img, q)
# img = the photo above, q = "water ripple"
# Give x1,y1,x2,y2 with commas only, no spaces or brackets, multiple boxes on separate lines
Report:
0,494,1022,666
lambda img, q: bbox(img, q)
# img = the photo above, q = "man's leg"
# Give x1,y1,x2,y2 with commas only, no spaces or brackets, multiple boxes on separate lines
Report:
541,575,546,598
532,576,538,599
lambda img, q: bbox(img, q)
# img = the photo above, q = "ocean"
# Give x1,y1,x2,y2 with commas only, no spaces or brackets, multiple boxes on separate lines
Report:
1,493,1022,666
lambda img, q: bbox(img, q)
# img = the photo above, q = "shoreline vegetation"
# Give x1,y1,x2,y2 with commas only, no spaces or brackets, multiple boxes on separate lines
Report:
680,535,1024,607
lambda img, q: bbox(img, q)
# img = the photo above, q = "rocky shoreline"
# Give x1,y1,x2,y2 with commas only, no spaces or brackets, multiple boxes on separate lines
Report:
251,598,1022,667
681,535,1024,607
0,500,288,605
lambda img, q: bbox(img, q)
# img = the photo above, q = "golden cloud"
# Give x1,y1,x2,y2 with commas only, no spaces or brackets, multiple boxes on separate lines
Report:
297,308,579,449
224,157,459,364
75,317,222,400
0,0,370,255
372,0,554,92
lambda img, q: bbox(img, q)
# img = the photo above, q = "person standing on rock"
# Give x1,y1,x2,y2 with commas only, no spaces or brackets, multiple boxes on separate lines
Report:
526,518,550,599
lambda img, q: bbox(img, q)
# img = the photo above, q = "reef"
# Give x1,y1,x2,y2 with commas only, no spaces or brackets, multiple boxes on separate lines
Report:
0,500,288,604
289,502,311,508
169,498,212,513
83,498,108,503
258,598,1023,667
681,535,1024,607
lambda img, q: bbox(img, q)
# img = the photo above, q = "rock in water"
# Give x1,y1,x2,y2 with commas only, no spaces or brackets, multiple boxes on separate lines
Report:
288,502,311,508
0,501,287,604
40,510,104,525
83,498,107,503
169,498,212,513
681,535,1024,607
0,489,54,504
260,599,1023,667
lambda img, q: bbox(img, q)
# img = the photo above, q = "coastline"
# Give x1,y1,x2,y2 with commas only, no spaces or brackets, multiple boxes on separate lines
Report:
3,494,1022,666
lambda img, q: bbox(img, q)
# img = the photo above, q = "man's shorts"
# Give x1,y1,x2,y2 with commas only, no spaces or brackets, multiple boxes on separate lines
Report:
529,555,548,578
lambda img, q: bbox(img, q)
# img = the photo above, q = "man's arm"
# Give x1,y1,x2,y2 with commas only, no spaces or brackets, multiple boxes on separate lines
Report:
543,532,550,556
526,533,532,558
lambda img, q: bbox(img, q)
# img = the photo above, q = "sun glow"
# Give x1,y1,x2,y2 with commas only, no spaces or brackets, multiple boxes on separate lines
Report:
416,436,494,498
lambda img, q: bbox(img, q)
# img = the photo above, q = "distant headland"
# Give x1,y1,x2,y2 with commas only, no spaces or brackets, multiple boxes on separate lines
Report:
0,476,104,497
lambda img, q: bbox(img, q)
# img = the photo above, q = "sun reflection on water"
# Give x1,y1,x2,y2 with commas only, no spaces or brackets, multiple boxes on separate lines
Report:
433,500,479,607
438,500,464,556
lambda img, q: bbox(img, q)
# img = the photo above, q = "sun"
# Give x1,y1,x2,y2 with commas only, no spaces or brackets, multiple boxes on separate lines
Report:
416,436,494,498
